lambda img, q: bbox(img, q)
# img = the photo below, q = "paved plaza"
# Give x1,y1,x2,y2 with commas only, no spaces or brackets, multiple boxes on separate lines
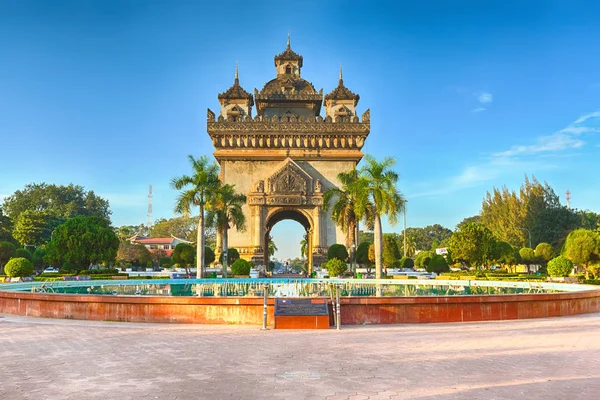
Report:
1,313,600,400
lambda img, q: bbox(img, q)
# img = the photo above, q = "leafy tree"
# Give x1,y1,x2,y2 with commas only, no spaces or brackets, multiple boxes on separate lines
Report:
171,155,220,279
114,224,148,242
481,176,559,247
415,250,433,269
15,248,32,261
267,235,277,257
494,241,518,267
231,258,252,276
31,247,47,269
427,254,449,273
519,247,536,274
4,257,34,277
534,242,554,264
206,183,246,277
382,234,401,267
300,234,308,258
150,215,199,242
12,210,61,246
399,256,414,269
547,255,573,278
327,244,348,261
564,229,600,279
117,243,153,267
448,222,497,269
44,216,119,269
2,183,111,223
456,215,482,231
355,155,406,280
204,246,215,265
0,206,15,243
359,230,374,244
172,243,195,275
356,242,371,266
0,241,17,271
219,248,239,265
324,258,347,277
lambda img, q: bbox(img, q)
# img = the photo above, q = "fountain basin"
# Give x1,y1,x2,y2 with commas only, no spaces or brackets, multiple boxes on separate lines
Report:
1,279,599,325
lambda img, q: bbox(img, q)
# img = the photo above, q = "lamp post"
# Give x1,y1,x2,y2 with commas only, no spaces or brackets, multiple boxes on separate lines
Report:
351,243,356,274
518,227,532,248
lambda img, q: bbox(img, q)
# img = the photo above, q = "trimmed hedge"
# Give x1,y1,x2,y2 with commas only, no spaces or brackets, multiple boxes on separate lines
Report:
5,257,34,277
231,259,252,276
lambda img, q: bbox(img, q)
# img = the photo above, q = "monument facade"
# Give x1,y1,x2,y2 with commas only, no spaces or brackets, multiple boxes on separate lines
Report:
207,38,370,272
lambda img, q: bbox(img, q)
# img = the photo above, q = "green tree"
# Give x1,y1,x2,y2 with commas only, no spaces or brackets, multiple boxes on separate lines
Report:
448,223,497,269
12,210,61,246
456,215,482,231
150,216,199,242
355,155,406,280
399,256,415,269
519,247,536,274
415,250,434,269
494,241,519,267
0,241,17,271
481,176,560,248
2,183,111,223
359,230,374,244
383,234,401,267
4,257,34,277
356,242,371,266
231,258,252,276
547,255,573,278
116,243,153,268
564,229,600,279
300,234,308,258
171,155,220,279
44,216,119,269
15,248,32,261
31,247,47,270
0,206,15,243
324,258,347,277
427,254,449,274
267,235,277,257
534,242,554,264
323,170,371,249
327,244,348,261
204,246,215,265
219,248,240,265
206,183,246,277
172,243,195,275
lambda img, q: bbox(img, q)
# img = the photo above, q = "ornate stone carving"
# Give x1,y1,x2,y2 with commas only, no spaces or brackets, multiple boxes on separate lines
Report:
267,158,312,195
362,109,370,122
207,108,216,122
314,179,322,193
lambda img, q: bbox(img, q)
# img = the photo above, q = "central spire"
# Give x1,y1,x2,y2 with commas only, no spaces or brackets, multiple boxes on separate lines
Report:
287,33,291,49
235,61,239,84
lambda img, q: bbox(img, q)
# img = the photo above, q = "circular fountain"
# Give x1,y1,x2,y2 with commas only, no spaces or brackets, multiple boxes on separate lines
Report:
1,278,599,325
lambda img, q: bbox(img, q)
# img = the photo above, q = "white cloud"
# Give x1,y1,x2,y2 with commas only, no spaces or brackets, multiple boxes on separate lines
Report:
477,92,493,104
472,107,487,113
574,111,600,124
493,133,585,157
557,126,599,135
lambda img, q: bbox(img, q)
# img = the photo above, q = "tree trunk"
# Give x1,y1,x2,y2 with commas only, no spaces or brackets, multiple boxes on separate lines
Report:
222,225,229,278
374,215,383,280
196,205,205,279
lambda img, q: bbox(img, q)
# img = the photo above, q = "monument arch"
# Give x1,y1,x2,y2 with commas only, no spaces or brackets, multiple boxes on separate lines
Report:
207,38,370,273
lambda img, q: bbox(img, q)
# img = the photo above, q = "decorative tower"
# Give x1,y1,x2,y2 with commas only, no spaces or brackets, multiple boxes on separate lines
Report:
217,62,254,121
324,64,361,122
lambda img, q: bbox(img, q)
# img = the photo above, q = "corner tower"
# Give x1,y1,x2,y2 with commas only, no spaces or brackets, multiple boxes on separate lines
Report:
207,38,370,270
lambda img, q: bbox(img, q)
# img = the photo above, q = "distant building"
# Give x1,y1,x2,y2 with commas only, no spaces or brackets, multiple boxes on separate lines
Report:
129,235,195,256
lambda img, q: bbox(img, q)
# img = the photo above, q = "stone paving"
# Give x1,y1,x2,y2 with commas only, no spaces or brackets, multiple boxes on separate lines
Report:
1,313,600,400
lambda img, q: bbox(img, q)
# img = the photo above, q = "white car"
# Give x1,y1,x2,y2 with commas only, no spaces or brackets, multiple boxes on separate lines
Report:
43,267,59,274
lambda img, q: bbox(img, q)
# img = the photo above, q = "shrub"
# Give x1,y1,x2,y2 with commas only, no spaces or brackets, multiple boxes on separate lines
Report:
427,254,450,273
5,257,34,277
78,268,119,275
0,242,17,269
399,257,415,269
324,258,347,277
415,251,433,268
547,256,573,277
327,244,348,261
219,248,239,265
231,258,252,275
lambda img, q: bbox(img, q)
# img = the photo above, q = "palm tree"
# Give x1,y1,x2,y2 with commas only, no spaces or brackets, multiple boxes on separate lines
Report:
206,184,246,278
300,233,308,259
171,155,220,279
323,170,373,249
355,155,405,280
268,235,277,257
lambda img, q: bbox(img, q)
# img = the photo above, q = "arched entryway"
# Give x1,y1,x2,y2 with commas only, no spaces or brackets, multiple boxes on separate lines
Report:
264,208,314,274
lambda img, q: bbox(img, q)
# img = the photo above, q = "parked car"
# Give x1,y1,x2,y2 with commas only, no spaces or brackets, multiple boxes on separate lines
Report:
43,267,59,274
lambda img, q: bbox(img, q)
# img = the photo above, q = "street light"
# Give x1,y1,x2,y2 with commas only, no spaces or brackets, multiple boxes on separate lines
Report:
351,243,356,274
518,227,532,248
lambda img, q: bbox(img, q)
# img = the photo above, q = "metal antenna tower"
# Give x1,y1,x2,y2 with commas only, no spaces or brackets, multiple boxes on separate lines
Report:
147,185,153,229
566,190,571,209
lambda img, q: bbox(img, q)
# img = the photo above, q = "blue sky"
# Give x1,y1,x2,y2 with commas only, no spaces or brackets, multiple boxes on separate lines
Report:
1,1,599,259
